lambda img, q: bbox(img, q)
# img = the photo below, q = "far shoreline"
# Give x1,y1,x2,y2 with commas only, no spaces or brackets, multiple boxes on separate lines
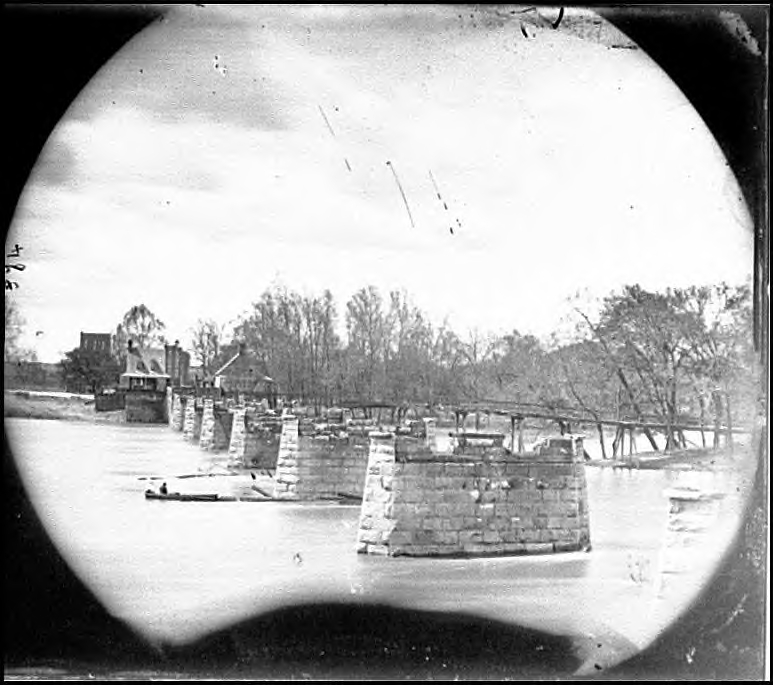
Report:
4,389,125,424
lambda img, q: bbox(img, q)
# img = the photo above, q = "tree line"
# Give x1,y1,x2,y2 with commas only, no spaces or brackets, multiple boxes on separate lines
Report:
44,281,759,451
190,282,759,445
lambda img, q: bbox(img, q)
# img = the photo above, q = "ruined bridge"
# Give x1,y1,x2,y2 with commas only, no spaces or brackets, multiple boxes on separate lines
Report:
164,390,596,558
163,389,741,558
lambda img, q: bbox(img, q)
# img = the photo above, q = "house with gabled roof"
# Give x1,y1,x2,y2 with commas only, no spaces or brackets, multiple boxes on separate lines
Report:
119,341,170,391
119,340,170,422
213,342,276,401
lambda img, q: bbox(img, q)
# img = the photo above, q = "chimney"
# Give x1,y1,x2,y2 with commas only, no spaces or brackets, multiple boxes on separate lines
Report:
238,341,247,355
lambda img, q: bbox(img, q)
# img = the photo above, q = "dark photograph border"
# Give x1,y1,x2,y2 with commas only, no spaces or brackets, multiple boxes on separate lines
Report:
4,4,767,680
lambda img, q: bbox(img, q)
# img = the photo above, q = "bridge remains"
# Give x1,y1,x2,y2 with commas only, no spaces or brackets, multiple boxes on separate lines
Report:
199,399,232,451
271,415,409,501
182,396,203,443
356,431,591,557
228,409,283,470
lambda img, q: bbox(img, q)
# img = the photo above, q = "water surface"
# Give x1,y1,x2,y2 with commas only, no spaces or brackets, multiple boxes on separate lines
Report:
6,418,755,670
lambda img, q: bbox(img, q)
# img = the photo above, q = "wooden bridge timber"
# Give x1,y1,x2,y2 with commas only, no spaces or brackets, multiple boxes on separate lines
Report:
333,397,748,460
172,386,748,461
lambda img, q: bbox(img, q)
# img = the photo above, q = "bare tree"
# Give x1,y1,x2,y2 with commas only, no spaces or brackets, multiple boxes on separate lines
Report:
4,297,37,362
113,304,166,360
345,286,388,401
190,318,223,377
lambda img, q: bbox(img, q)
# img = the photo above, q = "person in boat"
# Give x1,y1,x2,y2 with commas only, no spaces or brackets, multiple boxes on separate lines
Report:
159,482,168,495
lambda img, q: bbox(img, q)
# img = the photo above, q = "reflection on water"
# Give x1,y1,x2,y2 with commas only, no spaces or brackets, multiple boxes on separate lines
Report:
5,418,756,670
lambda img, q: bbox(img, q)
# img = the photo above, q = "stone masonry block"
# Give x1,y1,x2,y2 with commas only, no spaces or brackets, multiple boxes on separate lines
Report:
388,530,414,546
436,531,459,545
365,544,391,556
358,528,385,545
482,530,502,543
547,516,569,530
459,530,483,546
422,517,443,531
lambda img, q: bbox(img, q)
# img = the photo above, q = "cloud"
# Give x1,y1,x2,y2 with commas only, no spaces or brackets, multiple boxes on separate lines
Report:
9,6,755,362
67,8,293,132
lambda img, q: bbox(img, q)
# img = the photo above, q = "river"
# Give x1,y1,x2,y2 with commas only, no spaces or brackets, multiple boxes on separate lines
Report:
5,418,757,673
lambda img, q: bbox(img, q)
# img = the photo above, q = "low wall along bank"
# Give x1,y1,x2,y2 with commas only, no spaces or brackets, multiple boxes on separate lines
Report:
357,433,591,557
125,391,167,423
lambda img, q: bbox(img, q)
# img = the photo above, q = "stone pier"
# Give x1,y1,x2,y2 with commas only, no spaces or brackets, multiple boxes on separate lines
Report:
272,415,369,500
197,400,231,451
212,406,232,451
224,409,283,470
228,406,247,467
170,393,184,431
199,399,216,450
273,416,300,499
422,417,437,452
182,397,202,443
357,432,591,557
243,411,283,470
357,432,398,555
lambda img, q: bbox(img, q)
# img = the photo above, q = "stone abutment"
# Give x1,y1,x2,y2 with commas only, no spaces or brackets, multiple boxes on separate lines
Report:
357,432,591,557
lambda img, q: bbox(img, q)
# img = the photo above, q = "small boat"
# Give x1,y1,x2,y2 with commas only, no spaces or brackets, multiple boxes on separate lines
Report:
145,490,235,502
336,491,363,504
144,489,360,504
145,490,278,502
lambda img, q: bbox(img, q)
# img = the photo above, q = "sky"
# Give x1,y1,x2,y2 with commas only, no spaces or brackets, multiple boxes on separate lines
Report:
7,5,754,363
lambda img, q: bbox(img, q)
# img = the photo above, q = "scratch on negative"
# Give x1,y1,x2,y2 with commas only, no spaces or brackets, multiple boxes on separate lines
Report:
552,7,564,30
387,161,415,228
428,169,442,199
710,593,749,634
319,105,352,171
429,169,463,235
318,104,336,138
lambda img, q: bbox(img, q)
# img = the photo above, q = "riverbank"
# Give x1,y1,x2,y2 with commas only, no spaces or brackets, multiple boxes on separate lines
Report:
4,390,125,423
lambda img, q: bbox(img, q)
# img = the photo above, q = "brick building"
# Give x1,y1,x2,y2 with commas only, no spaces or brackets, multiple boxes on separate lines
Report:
79,332,111,354
164,340,191,388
